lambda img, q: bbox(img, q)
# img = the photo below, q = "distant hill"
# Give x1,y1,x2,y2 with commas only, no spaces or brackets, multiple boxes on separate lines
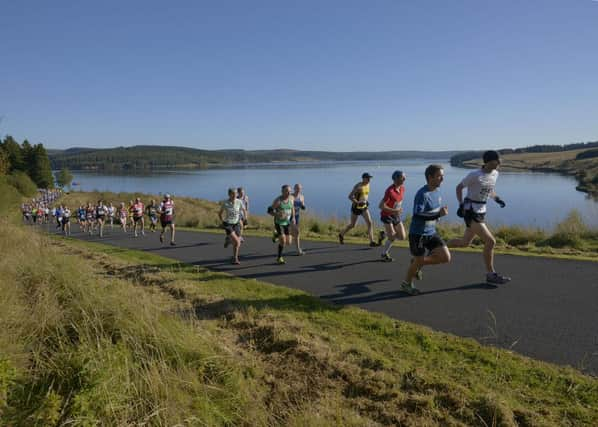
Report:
450,141,598,197
49,145,462,171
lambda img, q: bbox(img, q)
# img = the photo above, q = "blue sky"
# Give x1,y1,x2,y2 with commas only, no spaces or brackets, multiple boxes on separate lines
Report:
2,0,597,151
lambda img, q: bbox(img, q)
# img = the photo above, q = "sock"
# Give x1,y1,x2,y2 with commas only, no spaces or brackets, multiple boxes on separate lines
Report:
383,239,393,255
278,245,283,257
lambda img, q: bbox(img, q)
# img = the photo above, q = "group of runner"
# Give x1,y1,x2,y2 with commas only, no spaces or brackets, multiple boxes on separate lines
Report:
20,188,62,225
219,150,510,294
34,150,511,295
34,194,177,245
332,150,511,294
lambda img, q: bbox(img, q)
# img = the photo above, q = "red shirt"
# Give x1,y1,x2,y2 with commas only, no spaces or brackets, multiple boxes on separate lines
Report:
381,184,404,218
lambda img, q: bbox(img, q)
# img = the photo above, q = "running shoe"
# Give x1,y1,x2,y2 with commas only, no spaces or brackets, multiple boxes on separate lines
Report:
378,230,386,246
338,233,344,244
297,249,305,256
276,256,286,265
400,281,420,296
170,241,176,246
369,241,380,247
232,258,240,265
380,253,393,262
486,272,511,285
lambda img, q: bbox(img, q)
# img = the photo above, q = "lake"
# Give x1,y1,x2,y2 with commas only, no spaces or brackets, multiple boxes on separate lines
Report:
69,160,598,230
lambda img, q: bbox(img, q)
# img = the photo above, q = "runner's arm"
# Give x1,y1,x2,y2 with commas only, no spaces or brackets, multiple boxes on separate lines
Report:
455,182,465,204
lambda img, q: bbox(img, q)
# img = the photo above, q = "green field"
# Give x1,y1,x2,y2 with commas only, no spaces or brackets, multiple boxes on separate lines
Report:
1,180,597,425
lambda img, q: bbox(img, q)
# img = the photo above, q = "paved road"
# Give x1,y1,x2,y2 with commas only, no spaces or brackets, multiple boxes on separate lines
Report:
52,226,598,375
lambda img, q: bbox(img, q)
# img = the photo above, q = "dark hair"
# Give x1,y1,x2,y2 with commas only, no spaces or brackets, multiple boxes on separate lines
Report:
425,164,443,181
281,184,291,192
483,150,500,164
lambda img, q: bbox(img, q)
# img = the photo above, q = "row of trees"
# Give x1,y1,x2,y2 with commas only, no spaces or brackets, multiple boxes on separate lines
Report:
0,135,72,189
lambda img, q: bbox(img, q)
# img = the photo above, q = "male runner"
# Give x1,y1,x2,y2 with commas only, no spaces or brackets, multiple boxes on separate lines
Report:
62,205,72,236
448,150,511,285
237,187,249,241
159,194,176,245
268,185,295,264
401,164,451,295
130,197,145,237
107,203,116,229
378,170,407,262
219,188,248,265
95,200,108,237
339,172,379,247
145,200,159,232
292,183,306,255
78,205,87,232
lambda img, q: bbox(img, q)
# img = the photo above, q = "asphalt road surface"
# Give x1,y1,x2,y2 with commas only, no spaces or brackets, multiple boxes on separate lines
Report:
50,225,598,375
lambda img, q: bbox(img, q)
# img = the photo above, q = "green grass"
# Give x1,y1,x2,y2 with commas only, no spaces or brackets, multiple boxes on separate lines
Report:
19,229,593,425
4,186,596,424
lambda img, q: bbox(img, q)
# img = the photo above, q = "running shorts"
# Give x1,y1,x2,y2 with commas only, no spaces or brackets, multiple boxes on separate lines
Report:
381,215,401,225
464,209,486,228
222,221,241,236
133,216,143,223
97,215,105,221
409,233,446,257
351,201,369,216
161,215,173,227
275,223,291,236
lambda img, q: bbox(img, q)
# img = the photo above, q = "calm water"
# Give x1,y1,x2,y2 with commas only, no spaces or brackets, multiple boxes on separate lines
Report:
69,160,598,230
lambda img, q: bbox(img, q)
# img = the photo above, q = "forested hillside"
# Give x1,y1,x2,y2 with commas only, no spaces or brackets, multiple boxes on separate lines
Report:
49,146,460,171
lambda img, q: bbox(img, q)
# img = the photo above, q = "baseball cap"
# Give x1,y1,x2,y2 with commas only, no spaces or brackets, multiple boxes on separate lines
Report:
362,172,373,179
391,170,405,180
483,150,501,164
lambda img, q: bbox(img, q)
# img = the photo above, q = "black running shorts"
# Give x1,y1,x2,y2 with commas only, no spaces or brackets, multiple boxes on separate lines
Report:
275,223,291,236
464,210,486,228
381,215,401,225
409,233,446,257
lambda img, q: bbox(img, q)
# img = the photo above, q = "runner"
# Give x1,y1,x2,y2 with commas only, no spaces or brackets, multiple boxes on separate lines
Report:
54,205,63,229
159,194,176,245
268,184,295,264
118,202,128,233
145,199,159,232
401,164,451,295
95,200,108,238
448,150,511,285
85,202,96,235
237,187,249,241
62,205,72,236
21,203,31,224
219,188,248,265
292,183,306,255
107,203,116,229
130,197,145,237
338,172,380,247
378,170,407,262
77,205,87,232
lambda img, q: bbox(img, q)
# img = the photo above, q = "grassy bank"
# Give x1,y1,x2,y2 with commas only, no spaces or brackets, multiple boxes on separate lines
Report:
1,220,597,425
60,190,598,260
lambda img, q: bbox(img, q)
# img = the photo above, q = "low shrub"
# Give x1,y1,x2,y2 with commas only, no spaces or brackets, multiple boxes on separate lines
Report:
6,171,37,197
